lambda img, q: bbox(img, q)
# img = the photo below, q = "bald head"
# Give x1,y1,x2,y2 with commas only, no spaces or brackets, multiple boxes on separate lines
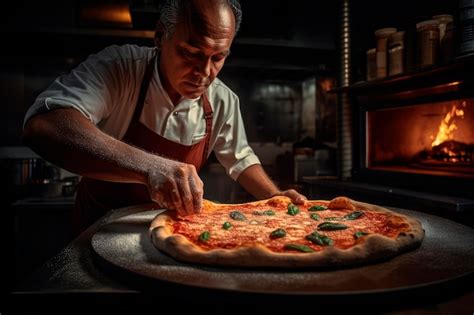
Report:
183,0,235,39
158,0,242,40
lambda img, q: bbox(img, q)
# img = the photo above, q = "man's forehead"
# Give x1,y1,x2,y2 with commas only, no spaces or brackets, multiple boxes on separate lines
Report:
180,0,236,39
180,40,231,56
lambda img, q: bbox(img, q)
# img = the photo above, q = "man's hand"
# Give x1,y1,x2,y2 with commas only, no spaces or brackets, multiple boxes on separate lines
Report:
237,164,307,205
22,109,204,217
273,189,307,205
146,157,204,216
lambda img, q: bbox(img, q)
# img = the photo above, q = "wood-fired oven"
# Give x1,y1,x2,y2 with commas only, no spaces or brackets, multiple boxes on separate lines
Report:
349,54,474,200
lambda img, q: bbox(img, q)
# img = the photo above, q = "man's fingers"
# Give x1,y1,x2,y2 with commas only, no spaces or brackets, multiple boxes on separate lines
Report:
169,184,186,215
178,180,194,215
294,194,307,205
278,189,307,205
146,160,204,216
190,177,204,213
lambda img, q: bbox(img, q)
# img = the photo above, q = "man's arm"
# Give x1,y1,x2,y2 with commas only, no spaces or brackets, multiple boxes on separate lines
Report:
22,108,203,215
24,109,147,183
237,164,306,204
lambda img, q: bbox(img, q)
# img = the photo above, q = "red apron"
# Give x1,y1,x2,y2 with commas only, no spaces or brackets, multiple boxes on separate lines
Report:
72,53,213,234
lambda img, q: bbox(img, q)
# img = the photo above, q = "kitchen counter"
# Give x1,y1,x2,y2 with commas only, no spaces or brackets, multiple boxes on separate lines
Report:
12,196,76,286
9,204,474,314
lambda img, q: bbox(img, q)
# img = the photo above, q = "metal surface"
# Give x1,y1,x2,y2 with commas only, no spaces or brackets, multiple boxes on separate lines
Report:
91,207,474,295
337,0,352,180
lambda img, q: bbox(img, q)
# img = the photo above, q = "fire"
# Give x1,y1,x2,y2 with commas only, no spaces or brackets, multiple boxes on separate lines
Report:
431,101,466,147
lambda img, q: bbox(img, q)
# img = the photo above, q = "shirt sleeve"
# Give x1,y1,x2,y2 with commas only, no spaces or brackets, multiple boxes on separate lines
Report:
212,96,261,181
23,46,123,128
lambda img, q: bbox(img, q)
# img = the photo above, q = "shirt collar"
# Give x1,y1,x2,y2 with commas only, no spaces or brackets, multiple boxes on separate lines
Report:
154,57,201,110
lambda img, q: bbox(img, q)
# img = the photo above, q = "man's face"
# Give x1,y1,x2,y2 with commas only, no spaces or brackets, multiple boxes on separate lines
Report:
158,3,235,104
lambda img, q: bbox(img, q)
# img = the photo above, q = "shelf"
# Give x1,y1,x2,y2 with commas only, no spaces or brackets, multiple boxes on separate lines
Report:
5,27,334,82
9,27,334,51
9,27,155,39
330,53,474,94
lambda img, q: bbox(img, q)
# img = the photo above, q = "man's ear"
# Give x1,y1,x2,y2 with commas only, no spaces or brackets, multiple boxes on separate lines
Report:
154,21,165,49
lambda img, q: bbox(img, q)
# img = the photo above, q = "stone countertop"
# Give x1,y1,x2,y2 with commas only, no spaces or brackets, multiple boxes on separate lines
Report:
8,203,474,314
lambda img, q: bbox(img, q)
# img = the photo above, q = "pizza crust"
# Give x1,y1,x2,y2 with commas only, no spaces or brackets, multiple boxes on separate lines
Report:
149,196,425,268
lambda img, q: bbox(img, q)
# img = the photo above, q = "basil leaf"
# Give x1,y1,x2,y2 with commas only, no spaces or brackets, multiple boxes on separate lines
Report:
284,244,315,253
229,211,246,221
199,231,210,242
222,222,232,230
270,228,286,239
354,231,369,239
344,211,365,220
306,232,333,246
317,222,348,231
324,217,343,221
310,213,321,221
287,204,300,216
308,205,327,211
263,209,275,216
253,210,275,216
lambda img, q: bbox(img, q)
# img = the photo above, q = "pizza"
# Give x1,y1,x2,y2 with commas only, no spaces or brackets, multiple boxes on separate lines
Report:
149,196,424,268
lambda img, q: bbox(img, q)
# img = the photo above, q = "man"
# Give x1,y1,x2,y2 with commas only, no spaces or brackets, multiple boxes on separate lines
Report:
22,0,306,232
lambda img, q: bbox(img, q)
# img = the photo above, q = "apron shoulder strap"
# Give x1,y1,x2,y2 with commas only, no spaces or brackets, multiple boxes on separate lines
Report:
201,93,213,161
131,52,158,124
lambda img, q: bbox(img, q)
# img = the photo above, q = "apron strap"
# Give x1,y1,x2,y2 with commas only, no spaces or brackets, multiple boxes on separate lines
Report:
130,52,158,125
201,93,213,161
127,49,213,163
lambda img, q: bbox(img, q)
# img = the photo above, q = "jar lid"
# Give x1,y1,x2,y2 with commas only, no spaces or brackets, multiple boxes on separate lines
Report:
432,14,454,23
374,27,397,37
416,19,440,30
388,31,406,41
366,48,376,54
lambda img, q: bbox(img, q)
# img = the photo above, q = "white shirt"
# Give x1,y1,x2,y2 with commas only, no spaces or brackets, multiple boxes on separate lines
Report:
24,44,260,180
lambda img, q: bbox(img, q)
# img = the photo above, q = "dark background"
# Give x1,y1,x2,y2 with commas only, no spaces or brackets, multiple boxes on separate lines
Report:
1,0,464,300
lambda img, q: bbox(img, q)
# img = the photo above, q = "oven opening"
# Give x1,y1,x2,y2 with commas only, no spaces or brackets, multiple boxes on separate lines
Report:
367,98,474,178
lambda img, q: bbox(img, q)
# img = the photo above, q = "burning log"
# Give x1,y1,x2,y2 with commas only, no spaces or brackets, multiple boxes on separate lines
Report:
417,101,473,165
430,140,473,163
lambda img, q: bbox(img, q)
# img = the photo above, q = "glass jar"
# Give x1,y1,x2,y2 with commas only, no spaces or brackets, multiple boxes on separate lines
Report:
416,19,440,68
388,31,406,76
459,0,474,55
433,14,454,62
374,27,397,78
366,48,377,81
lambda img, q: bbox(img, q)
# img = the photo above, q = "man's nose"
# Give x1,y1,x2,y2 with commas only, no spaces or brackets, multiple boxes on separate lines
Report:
196,57,211,78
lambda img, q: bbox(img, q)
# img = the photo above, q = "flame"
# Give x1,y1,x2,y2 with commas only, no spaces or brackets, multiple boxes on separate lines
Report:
431,102,466,147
